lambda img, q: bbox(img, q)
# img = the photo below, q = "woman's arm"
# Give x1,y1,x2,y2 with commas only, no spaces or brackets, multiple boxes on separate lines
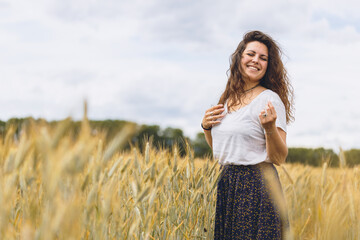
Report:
203,129,213,148
259,101,288,165
201,104,225,148
265,127,287,165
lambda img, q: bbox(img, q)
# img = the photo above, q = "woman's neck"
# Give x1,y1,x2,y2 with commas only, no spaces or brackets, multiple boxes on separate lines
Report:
244,82,261,93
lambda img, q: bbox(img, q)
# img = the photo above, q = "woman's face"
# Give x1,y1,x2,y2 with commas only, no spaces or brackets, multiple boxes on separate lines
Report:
240,41,268,84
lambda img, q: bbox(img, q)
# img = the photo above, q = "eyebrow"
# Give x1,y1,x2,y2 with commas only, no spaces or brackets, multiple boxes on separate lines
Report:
246,50,268,58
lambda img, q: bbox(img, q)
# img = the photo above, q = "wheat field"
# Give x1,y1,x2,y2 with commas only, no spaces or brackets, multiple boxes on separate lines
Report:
0,117,359,239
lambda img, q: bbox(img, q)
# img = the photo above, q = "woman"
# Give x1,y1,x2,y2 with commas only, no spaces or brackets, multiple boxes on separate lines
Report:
201,31,294,239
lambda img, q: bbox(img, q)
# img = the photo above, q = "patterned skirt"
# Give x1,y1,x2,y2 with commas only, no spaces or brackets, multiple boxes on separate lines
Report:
214,162,289,240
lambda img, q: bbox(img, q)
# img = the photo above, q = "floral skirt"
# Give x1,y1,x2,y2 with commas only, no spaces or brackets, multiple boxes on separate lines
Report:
214,162,289,240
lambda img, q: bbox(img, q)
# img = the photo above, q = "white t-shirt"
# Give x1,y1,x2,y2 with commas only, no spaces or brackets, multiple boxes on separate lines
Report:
211,89,287,166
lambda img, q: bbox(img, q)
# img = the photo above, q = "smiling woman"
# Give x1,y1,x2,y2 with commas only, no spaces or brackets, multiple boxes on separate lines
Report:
201,31,295,239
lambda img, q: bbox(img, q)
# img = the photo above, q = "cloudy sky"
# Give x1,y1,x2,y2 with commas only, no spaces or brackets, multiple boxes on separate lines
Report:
1,0,360,150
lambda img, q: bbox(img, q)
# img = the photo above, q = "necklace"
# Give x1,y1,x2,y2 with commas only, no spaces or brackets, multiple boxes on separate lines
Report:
244,83,260,93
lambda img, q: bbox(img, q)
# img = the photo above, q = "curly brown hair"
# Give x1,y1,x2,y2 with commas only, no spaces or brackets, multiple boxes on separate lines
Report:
218,30,295,123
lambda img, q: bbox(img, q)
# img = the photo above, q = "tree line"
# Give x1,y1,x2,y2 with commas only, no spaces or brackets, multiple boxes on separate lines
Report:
1,117,359,167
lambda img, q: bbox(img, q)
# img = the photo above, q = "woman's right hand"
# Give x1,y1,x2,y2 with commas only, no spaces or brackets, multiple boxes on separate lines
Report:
202,104,226,130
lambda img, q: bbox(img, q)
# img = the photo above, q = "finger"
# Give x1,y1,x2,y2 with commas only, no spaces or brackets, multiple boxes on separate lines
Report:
265,104,270,113
206,117,222,125
206,115,216,122
269,101,276,114
259,114,267,124
211,104,224,109
206,111,214,117
213,108,225,115
215,114,226,120
206,108,225,117
210,108,225,116
263,102,270,114
205,111,213,117
266,102,277,120
259,109,267,118
209,120,222,126
208,104,224,112
259,115,266,123
268,101,277,115
207,114,225,121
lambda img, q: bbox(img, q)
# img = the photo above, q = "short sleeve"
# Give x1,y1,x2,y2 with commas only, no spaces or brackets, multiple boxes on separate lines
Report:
271,97,287,133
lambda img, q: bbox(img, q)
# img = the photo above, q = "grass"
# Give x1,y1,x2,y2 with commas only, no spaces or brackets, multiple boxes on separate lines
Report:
0,117,359,239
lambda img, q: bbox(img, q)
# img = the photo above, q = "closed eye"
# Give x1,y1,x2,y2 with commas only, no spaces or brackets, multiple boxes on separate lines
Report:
245,51,268,61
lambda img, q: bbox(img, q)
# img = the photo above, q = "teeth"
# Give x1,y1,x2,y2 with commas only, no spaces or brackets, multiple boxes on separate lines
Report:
248,66,258,71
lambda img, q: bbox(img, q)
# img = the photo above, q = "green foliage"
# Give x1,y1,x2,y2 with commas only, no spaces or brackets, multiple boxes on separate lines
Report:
0,118,188,156
131,125,188,156
287,147,339,167
192,132,212,158
90,119,130,142
344,149,360,167
0,120,5,136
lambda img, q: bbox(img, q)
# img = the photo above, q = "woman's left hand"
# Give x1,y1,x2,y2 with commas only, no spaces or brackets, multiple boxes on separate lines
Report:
259,101,277,132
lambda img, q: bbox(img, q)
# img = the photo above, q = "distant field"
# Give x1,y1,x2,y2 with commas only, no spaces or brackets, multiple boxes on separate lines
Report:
0,119,359,239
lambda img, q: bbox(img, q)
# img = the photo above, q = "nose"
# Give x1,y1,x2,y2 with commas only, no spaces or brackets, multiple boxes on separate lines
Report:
252,55,259,63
